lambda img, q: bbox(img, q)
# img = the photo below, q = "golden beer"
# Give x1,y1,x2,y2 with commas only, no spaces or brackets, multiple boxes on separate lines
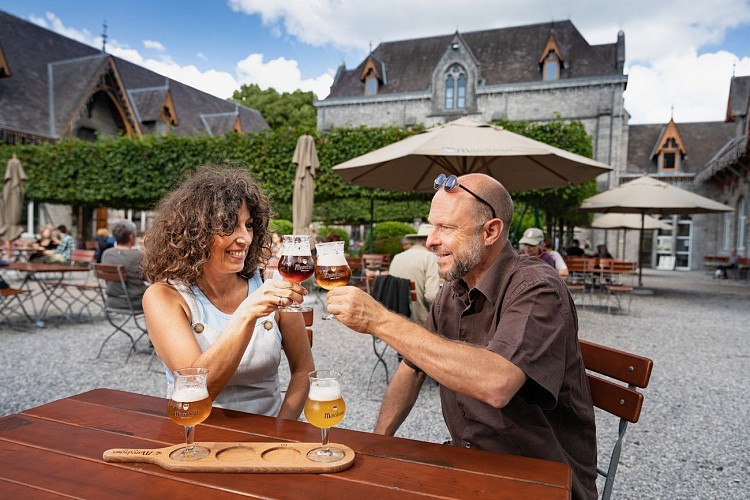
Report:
315,265,352,290
304,396,347,428
168,388,212,427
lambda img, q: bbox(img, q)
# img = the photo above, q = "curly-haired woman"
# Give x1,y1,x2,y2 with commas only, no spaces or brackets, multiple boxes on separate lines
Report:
141,165,314,419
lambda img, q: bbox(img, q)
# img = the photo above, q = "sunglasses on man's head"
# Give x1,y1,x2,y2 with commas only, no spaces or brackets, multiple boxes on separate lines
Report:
433,174,497,219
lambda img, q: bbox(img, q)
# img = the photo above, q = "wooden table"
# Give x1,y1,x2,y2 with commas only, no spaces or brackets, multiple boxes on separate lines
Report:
3,261,91,326
0,389,572,498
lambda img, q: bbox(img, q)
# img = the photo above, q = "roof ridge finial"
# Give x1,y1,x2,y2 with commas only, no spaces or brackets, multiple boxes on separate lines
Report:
101,19,108,53
670,103,674,120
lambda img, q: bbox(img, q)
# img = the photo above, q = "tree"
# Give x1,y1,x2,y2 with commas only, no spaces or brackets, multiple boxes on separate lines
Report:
230,84,317,132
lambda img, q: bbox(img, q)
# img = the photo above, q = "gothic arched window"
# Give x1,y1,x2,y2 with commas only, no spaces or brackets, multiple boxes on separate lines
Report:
444,64,467,110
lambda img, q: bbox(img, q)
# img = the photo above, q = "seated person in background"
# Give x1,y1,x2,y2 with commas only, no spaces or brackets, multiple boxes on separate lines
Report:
519,227,556,268
388,224,440,326
542,239,568,278
45,225,75,263
565,239,585,257
595,244,613,259
715,247,740,278
327,173,597,499
141,165,314,419
95,228,115,263
101,220,148,310
29,226,59,262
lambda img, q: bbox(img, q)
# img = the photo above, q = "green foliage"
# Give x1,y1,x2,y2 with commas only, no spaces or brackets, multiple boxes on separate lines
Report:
269,219,292,235
230,84,317,133
318,226,349,252
365,221,417,257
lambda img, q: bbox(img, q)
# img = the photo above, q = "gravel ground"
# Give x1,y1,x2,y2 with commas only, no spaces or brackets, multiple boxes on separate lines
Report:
1,268,748,499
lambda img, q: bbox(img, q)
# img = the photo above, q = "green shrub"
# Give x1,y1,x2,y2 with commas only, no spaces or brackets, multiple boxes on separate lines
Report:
269,219,292,235
365,221,416,257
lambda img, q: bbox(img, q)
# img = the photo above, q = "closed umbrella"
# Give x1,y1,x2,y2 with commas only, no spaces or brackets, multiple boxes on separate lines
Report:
292,135,318,236
580,176,733,286
332,117,611,193
1,154,27,241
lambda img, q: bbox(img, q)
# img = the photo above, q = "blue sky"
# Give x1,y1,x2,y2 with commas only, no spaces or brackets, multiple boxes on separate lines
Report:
2,0,750,124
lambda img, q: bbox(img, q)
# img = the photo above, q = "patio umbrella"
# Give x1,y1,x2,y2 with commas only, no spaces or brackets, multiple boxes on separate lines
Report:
332,117,612,193
1,154,27,241
580,176,733,286
292,134,318,235
591,213,673,260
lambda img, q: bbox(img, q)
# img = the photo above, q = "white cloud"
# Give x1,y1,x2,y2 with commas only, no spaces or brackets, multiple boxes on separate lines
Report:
143,40,166,52
236,54,333,99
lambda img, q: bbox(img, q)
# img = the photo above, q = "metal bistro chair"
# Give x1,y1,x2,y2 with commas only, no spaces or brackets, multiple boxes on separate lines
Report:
579,340,653,500
51,249,101,320
93,263,149,364
0,286,35,327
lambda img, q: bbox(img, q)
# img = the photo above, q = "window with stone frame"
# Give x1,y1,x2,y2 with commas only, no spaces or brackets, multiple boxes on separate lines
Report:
444,64,467,110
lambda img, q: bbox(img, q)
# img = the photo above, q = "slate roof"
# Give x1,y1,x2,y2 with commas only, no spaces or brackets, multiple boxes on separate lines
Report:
0,11,267,142
626,121,737,175
327,20,623,99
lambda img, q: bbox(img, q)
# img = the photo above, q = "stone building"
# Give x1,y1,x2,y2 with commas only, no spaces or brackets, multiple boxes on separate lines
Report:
315,20,629,190
0,11,268,235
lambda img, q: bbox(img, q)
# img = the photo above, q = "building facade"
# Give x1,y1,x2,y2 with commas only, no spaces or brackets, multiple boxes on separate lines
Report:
315,21,629,191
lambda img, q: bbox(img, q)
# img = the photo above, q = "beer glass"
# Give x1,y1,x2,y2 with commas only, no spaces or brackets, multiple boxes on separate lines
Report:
167,367,212,461
314,241,351,320
304,370,347,463
278,235,315,313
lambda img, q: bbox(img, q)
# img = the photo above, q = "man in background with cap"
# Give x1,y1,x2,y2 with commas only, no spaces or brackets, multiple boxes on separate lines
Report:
519,228,556,267
388,224,441,326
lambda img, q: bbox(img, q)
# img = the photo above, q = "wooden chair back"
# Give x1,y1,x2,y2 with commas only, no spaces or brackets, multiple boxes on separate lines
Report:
71,249,96,266
579,340,653,499
361,254,390,272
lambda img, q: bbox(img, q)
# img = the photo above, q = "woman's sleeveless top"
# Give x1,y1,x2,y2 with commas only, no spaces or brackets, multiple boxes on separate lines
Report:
171,270,283,416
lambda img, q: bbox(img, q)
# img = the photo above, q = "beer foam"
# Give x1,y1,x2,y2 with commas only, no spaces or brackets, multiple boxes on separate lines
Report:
172,386,209,402
316,254,347,266
309,382,341,401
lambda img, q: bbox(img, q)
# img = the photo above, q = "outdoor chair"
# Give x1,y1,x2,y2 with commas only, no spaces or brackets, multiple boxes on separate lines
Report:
565,257,596,307
0,286,34,327
93,263,149,364
364,275,416,398
46,248,100,320
579,340,653,500
602,260,637,314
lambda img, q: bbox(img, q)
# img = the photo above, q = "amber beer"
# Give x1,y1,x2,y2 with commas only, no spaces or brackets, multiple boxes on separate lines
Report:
304,383,346,429
168,387,212,427
278,255,315,283
315,264,351,290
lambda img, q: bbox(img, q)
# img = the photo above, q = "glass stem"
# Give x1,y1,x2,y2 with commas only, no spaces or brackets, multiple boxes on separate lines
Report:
184,425,195,454
320,427,330,452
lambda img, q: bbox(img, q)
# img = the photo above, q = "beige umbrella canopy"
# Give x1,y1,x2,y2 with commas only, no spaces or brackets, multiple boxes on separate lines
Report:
1,154,27,241
591,213,673,261
580,176,733,285
591,213,673,230
292,135,319,235
332,117,612,193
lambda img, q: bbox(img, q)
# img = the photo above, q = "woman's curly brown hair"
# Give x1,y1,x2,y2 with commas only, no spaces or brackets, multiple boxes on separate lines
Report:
141,165,273,284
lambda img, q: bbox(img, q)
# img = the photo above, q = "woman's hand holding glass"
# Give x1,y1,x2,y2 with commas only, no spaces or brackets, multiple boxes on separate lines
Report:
277,235,315,313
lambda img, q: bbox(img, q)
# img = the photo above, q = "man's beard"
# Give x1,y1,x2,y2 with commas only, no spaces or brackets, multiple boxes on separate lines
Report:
438,232,483,282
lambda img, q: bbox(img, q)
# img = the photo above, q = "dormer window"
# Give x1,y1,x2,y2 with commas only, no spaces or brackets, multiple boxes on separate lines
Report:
539,34,564,81
653,119,687,172
444,64,466,110
360,56,384,96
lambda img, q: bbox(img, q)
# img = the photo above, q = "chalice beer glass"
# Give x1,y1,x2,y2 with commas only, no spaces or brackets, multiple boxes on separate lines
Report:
314,241,351,319
304,370,346,462
167,367,212,461
278,235,315,312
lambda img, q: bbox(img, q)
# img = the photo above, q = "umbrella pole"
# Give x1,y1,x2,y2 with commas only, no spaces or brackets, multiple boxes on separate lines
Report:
369,198,374,254
638,213,645,287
